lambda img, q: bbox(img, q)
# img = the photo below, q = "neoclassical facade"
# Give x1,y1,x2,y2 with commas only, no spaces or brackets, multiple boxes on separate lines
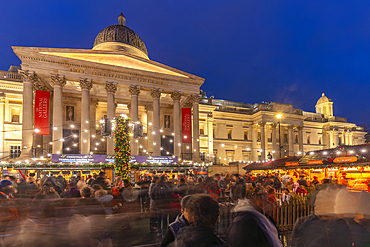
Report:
11,14,205,161
197,93,366,164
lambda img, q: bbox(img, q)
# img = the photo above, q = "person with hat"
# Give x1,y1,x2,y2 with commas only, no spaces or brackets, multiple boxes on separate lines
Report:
0,180,14,201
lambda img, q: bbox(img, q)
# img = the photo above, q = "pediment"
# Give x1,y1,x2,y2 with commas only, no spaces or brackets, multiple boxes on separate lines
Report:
39,51,189,78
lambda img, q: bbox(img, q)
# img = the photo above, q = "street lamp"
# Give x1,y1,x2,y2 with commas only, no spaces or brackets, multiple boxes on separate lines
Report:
276,113,283,158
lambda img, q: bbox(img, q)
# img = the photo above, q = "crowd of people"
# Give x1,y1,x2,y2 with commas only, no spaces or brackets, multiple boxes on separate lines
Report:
0,170,369,247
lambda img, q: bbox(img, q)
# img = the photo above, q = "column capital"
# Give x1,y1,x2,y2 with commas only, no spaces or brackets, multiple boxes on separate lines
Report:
271,123,277,128
105,82,117,94
129,85,141,96
19,70,37,83
171,91,182,101
259,121,266,127
150,88,161,99
191,94,201,103
287,125,294,130
79,78,93,90
33,80,48,91
51,74,66,87
145,103,153,111
183,97,193,108
297,125,303,131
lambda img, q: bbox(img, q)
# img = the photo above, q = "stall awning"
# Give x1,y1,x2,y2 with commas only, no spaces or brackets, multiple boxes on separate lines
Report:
244,156,301,170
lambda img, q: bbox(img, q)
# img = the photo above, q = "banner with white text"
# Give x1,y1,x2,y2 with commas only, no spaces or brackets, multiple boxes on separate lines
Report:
182,108,192,143
35,90,50,135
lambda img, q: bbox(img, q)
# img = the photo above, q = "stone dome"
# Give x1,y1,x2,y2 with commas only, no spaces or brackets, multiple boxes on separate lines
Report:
93,13,149,59
316,93,332,105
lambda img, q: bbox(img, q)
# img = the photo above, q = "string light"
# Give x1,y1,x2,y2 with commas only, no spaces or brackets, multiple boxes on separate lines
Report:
70,125,75,128
53,127,57,130
160,129,163,133
172,133,175,136
35,129,40,133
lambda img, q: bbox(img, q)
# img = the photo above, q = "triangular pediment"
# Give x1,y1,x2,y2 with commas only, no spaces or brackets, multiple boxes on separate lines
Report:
39,51,189,78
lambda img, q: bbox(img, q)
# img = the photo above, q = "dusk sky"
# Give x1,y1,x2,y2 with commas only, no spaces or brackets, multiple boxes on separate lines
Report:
0,1,369,126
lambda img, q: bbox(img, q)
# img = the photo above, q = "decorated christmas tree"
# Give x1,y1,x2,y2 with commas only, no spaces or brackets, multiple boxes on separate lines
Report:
114,116,131,181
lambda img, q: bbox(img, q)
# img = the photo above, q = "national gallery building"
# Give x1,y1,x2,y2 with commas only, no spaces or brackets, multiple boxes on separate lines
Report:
0,14,366,163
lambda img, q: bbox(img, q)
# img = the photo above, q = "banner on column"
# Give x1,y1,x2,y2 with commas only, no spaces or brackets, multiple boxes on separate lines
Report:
35,90,50,135
182,108,192,143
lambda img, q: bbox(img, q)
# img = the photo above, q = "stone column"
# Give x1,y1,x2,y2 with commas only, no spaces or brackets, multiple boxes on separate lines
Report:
208,115,214,158
90,99,98,137
79,78,93,154
192,94,200,161
130,85,140,155
342,132,346,145
171,92,181,159
151,88,161,156
288,125,294,156
51,74,66,155
106,82,117,155
19,70,37,158
298,126,303,154
145,104,153,154
334,131,339,147
349,133,353,145
271,123,277,158
251,125,257,161
260,122,266,160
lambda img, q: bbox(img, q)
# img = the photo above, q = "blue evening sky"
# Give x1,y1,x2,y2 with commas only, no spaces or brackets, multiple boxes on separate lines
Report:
0,1,369,126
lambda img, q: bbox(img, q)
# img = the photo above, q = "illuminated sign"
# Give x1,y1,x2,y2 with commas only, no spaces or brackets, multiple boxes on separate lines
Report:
285,162,299,167
307,160,323,165
333,156,357,163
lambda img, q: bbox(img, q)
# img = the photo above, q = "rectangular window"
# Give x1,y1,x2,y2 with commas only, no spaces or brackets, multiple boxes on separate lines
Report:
268,133,272,143
284,134,288,143
244,130,248,141
213,128,215,139
243,154,249,161
10,146,21,159
11,108,20,123
319,136,322,145
307,135,310,144
227,152,234,162
339,136,342,145
200,124,204,135
200,152,205,161
228,129,232,140
295,134,298,143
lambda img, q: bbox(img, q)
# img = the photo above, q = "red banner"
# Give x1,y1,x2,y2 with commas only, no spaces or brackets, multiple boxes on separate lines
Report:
182,108,192,143
35,90,50,135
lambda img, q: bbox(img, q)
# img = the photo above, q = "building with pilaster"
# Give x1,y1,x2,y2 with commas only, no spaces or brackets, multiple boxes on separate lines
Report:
8,14,204,162
198,93,366,164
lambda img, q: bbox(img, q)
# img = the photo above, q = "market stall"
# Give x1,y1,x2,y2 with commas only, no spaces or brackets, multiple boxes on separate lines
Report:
244,143,370,190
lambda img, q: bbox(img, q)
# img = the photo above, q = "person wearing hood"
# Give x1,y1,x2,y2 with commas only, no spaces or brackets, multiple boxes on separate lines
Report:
227,187,283,247
0,180,14,201
161,195,192,247
41,176,63,194
174,194,226,247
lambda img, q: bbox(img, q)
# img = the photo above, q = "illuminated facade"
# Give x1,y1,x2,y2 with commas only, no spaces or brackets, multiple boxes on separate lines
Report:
10,14,205,161
198,93,366,164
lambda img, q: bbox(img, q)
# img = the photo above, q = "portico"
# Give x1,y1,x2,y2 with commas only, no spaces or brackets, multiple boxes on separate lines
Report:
13,14,204,161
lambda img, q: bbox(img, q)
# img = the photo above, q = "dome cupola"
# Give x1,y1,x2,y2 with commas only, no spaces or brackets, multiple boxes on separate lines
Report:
315,93,333,118
93,13,149,59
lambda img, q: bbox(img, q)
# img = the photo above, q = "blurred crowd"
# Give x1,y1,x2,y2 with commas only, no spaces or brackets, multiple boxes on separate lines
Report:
0,171,369,247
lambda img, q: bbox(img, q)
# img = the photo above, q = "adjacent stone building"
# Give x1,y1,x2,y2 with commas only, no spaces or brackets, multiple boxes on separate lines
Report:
198,93,366,164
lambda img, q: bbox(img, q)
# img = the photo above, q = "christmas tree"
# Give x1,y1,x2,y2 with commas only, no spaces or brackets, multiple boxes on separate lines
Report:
114,116,131,181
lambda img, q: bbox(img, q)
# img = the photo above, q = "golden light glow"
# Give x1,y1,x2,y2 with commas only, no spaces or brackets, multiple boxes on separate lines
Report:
40,52,189,78
276,113,283,119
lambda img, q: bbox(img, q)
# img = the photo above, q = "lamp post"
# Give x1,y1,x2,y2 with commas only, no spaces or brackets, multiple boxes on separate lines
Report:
276,113,282,158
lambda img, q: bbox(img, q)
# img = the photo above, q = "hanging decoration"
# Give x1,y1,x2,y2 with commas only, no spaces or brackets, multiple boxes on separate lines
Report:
114,116,131,181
